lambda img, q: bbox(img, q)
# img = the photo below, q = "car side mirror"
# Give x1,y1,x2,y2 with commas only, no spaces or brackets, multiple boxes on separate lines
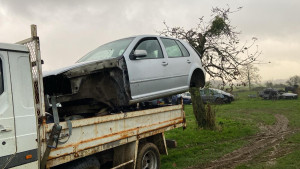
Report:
130,50,147,60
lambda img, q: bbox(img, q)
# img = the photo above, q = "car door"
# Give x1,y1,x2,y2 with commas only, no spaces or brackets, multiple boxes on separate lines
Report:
125,37,169,100
159,38,191,92
0,51,17,168
209,89,217,102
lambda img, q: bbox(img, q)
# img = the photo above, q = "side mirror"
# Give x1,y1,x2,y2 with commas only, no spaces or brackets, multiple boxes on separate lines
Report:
130,50,147,60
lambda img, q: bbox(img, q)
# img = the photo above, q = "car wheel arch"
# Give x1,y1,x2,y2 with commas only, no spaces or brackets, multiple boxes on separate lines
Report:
189,68,205,88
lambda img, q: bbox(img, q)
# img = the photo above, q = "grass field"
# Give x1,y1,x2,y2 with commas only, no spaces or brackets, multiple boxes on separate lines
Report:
161,90,300,169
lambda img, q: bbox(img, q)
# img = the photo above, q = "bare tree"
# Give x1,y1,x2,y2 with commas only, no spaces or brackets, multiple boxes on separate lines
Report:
239,64,261,90
286,75,300,86
160,7,261,87
265,81,273,88
159,6,261,129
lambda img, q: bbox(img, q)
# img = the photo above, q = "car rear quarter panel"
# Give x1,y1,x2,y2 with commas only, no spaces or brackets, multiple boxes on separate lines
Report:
180,40,205,87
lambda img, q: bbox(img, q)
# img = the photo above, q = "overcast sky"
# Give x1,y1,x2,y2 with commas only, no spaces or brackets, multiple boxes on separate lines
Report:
0,0,299,82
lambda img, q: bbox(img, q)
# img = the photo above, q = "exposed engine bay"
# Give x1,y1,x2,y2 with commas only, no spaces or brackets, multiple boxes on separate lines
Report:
43,57,134,117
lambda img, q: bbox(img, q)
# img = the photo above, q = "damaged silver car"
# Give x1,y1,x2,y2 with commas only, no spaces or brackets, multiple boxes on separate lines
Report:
43,35,205,115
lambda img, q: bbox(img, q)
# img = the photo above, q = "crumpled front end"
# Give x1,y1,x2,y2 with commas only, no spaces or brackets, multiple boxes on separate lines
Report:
43,57,131,116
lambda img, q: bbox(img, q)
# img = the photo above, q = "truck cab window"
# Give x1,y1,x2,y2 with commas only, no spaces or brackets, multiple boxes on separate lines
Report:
0,58,3,95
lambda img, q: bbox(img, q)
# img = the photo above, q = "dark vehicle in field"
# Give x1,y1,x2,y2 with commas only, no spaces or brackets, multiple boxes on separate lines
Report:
259,88,298,100
174,92,192,104
200,88,234,104
259,88,279,100
280,92,298,99
43,35,205,115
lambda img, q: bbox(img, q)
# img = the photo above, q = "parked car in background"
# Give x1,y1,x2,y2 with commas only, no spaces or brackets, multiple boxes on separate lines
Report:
181,92,192,104
43,35,205,115
279,92,298,99
141,97,172,108
259,88,279,100
174,92,192,104
259,88,298,100
200,88,234,104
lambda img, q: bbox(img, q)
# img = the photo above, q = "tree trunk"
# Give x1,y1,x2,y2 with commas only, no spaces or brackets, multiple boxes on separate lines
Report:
189,87,207,127
190,87,216,129
247,67,251,90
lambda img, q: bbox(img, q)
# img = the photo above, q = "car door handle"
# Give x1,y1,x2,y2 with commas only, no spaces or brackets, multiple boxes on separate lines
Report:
0,127,12,132
0,125,12,132
187,60,191,64
162,62,168,66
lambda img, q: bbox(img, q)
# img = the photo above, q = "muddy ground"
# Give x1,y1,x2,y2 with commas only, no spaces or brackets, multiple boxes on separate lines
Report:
188,114,297,169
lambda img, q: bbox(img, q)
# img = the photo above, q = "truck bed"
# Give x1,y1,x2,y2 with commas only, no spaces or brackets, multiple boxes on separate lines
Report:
45,105,185,168
15,27,186,168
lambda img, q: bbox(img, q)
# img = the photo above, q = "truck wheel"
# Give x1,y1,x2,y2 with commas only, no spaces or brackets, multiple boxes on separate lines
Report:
63,156,100,169
136,143,160,169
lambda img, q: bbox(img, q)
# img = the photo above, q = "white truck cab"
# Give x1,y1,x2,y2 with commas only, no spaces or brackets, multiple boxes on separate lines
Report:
0,43,38,168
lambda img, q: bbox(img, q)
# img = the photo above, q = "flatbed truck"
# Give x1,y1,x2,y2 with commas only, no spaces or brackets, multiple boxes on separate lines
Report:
0,25,186,169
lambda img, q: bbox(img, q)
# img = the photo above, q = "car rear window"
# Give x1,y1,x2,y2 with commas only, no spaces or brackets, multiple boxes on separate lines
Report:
161,39,190,57
176,40,190,57
161,38,182,57
0,58,4,95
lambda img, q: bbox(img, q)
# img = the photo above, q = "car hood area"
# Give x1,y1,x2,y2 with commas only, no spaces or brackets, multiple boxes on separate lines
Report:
43,57,132,115
43,61,96,77
212,88,234,98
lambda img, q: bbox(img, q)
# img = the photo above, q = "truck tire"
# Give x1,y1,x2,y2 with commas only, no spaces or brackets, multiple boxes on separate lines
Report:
136,142,160,169
63,156,100,169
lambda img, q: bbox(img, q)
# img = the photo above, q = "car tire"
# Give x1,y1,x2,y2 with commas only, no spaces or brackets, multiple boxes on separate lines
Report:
215,98,224,104
225,96,232,103
136,143,160,169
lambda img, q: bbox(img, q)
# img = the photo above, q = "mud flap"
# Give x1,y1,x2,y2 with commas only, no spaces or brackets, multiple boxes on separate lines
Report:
112,141,138,169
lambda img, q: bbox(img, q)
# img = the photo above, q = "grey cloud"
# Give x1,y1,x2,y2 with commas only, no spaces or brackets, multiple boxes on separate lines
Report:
0,0,299,81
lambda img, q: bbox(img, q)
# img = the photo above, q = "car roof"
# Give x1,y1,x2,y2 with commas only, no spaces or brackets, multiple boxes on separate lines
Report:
128,35,183,41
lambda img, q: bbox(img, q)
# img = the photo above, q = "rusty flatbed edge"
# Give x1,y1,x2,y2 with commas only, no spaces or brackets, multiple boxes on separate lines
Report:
46,105,183,132
49,117,183,153
46,123,183,168
45,104,185,167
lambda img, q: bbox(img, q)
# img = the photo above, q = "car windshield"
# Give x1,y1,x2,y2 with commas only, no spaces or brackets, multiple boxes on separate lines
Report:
77,37,134,63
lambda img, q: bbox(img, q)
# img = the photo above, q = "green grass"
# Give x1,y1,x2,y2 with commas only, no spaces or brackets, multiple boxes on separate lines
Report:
161,91,300,169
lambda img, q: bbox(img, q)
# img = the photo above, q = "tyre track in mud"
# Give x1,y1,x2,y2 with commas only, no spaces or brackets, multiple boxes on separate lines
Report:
188,114,295,169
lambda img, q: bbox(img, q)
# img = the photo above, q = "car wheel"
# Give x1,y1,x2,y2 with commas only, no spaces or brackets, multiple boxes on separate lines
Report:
136,143,160,169
215,98,224,104
225,97,232,103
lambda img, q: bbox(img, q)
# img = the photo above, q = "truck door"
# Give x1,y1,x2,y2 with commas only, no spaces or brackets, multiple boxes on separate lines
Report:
0,51,17,168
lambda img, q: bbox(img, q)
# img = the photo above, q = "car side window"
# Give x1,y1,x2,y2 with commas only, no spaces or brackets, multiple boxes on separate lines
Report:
161,38,182,57
134,39,163,59
207,89,214,95
0,58,4,95
176,40,190,57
